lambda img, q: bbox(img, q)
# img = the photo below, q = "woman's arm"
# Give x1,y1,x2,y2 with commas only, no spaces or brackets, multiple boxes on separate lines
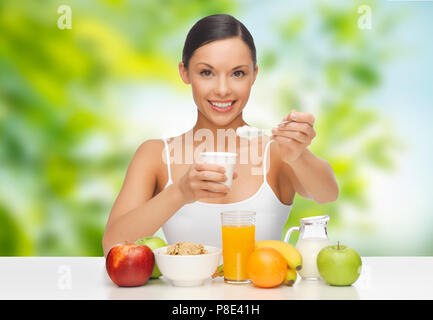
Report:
102,185,185,257
280,148,338,204
272,110,339,204
102,139,234,257
102,140,186,257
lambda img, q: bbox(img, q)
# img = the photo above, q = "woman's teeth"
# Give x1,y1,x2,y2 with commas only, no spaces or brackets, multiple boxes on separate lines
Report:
210,101,234,108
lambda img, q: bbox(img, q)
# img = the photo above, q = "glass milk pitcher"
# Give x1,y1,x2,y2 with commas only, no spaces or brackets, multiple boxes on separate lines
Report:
283,215,331,280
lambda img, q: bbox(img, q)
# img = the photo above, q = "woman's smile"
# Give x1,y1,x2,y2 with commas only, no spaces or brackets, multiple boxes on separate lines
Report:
208,100,237,113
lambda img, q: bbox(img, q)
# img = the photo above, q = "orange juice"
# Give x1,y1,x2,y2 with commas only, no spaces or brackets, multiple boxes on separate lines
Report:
221,225,255,281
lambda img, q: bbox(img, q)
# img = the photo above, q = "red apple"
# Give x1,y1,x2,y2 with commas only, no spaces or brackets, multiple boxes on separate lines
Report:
106,242,154,287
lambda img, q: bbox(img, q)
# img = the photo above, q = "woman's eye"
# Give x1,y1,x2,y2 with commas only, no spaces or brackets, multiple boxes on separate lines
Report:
200,70,212,77
200,70,245,77
233,70,245,77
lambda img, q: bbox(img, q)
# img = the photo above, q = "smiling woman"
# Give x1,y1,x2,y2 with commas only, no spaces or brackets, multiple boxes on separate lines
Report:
178,14,258,128
178,37,258,125
102,14,338,256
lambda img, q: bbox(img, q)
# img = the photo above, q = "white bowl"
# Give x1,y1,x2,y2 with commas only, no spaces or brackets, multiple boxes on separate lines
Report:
154,245,222,287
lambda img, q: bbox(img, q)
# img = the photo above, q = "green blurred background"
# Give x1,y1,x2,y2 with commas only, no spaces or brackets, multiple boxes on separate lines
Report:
1,0,432,256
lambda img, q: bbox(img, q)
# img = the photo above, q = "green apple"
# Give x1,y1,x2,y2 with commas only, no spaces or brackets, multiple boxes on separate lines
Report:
135,236,167,279
316,242,362,286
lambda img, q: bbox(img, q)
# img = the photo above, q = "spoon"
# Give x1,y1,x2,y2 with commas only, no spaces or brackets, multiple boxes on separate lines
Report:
236,120,292,140
277,120,291,127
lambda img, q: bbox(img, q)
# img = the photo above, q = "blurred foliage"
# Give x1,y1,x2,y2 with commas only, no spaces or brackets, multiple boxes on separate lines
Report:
0,0,236,255
0,0,404,255
277,0,403,246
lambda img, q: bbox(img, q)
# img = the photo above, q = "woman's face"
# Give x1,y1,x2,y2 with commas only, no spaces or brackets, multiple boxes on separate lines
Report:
179,37,258,127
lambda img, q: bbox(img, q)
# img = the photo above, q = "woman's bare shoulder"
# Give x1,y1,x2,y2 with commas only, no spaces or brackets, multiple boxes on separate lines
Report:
128,139,167,175
136,138,164,157
134,134,183,169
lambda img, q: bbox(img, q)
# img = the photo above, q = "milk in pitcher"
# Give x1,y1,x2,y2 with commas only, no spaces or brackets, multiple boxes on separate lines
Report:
284,215,331,280
296,237,331,280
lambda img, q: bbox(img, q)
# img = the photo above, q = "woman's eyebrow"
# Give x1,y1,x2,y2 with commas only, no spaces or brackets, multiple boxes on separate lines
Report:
197,62,248,70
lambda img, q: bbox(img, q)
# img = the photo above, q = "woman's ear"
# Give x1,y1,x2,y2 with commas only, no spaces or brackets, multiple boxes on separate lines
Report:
178,62,191,84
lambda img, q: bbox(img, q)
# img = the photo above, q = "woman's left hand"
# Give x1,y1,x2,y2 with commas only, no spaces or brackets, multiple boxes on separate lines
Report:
271,110,316,163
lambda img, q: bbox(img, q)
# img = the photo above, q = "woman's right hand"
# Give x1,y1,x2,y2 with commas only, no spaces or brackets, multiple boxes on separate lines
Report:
177,163,238,204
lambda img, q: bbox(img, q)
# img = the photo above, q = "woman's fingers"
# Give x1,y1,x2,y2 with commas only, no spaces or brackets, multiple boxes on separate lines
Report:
272,129,310,144
289,111,315,126
199,181,230,193
192,160,238,198
272,134,302,146
196,170,227,183
273,112,316,145
195,163,226,174
277,121,316,138
194,161,238,181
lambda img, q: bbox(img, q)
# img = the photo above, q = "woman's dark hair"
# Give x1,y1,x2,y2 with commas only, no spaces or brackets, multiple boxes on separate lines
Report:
182,14,257,69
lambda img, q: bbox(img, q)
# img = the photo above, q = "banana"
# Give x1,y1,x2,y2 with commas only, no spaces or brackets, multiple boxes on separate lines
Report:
212,264,224,279
255,240,302,271
284,268,297,286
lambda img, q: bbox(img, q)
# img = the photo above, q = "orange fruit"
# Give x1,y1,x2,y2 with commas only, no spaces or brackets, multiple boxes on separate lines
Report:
247,247,288,288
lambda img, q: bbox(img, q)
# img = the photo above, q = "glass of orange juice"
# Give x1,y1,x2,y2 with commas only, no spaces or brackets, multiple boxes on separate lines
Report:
220,210,256,284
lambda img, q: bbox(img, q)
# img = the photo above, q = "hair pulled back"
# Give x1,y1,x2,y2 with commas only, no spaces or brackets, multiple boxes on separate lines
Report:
182,14,257,69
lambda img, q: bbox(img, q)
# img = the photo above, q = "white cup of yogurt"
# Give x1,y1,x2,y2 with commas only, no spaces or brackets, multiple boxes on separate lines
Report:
199,152,237,188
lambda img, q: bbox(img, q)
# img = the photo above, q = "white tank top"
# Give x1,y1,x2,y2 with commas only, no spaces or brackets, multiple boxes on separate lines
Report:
161,138,293,248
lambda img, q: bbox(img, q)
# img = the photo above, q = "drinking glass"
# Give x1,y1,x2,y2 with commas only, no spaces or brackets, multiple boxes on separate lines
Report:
220,211,256,284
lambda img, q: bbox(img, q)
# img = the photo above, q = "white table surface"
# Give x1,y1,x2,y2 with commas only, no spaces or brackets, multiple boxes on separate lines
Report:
0,257,432,300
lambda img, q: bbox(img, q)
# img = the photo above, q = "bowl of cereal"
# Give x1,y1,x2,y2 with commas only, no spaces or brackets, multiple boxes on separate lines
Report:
154,241,222,287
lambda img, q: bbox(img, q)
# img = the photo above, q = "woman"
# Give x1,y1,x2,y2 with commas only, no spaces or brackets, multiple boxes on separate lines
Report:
102,14,338,256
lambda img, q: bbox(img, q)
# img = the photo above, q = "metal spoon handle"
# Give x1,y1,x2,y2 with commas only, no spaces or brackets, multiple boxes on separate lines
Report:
277,120,291,127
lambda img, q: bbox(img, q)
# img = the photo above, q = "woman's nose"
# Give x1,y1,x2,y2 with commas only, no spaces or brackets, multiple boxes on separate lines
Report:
214,77,231,96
